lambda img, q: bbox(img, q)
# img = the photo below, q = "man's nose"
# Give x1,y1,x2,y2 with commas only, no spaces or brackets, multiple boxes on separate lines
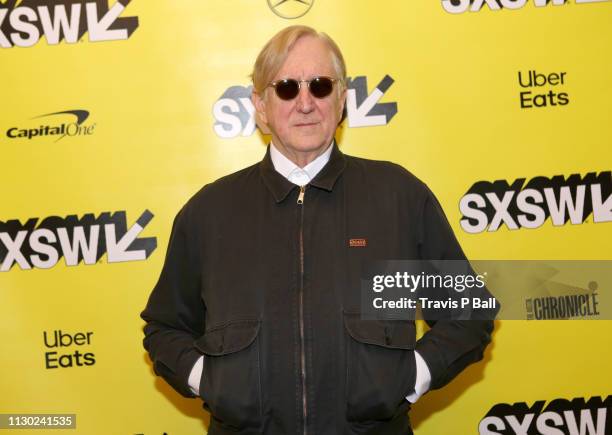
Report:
296,83,314,113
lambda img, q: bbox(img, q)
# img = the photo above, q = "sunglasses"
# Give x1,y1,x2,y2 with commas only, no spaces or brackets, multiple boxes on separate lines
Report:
267,76,338,101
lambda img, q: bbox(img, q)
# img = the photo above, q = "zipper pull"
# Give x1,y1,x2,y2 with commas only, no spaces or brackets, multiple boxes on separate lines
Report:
297,185,306,205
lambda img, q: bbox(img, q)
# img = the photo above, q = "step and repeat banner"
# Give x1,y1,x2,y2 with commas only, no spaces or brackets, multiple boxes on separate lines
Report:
1,1,610,434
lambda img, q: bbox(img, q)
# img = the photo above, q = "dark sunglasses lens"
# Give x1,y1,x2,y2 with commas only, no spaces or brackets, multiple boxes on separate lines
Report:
275,80,300,100
309,77,334,98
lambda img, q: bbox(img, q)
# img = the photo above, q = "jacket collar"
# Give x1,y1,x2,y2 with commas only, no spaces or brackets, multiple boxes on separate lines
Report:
260,141,347,203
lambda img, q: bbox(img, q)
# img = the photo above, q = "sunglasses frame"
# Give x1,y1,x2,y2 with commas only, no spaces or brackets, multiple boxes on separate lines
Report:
266,76,339,101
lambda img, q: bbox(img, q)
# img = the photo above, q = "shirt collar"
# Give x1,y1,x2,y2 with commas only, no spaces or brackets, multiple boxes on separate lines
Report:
260,141,346,203
270,141,334,186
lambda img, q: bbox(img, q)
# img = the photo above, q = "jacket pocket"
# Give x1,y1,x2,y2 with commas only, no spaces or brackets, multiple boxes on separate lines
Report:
343,311,416,422
194,318,262,430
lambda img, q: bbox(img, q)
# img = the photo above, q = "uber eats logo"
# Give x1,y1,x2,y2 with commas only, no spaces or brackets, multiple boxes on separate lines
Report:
479,395,610,435
459,171,611,233
0,210,157,271
43,329,95,369
518,70,569,109
0,0,138,48
212,75,398,138
442,0,607,14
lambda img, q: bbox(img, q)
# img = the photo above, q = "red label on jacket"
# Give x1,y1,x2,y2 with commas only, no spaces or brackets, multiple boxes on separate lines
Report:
348,238,367,247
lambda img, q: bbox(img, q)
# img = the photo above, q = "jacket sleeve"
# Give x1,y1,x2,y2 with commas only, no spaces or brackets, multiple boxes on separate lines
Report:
414,187,499,390
140,204,205,398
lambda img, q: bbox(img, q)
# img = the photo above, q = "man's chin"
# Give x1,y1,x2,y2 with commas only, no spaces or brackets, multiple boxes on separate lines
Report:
286,138,332,154
272,133,334,157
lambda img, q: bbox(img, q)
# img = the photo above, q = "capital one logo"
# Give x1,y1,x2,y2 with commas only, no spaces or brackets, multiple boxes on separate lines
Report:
442,0,608,14
212,75,398,138
0,0,139,48
459,171,611,233
6,109,96,142
0,210,156,271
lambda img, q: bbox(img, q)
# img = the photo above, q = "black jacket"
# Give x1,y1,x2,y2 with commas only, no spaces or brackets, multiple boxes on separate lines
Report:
141,144,498,435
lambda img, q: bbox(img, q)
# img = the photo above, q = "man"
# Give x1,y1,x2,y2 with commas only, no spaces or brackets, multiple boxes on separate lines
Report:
141,25,498,435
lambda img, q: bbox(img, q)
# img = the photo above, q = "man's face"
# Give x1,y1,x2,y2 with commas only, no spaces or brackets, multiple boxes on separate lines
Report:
253,36,346,161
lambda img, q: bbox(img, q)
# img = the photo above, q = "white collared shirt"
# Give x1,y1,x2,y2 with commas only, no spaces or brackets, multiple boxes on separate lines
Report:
269,141,334,186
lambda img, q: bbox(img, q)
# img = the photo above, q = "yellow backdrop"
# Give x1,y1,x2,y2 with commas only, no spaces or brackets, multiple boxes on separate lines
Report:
1,1,610,434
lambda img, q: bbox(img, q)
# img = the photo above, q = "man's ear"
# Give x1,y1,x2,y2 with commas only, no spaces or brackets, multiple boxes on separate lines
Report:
252,89,268,126
337,87,347,123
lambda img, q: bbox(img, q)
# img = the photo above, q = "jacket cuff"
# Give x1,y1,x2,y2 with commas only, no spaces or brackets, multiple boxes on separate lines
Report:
169,348,203,398
415,338,447,390
188,355,204,396
406,350,431,403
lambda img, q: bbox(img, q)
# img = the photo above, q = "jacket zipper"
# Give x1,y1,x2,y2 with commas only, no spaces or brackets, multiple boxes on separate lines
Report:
297,184,307,435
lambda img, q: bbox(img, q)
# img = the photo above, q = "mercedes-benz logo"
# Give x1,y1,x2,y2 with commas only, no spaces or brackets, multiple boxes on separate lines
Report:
267,0,314,19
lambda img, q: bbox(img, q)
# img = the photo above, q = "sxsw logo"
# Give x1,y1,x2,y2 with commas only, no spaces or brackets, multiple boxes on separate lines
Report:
479,395,610,435
0,210,156,271
442,0,610,14
459,171,611,233
212,75,398,138
0,0,138,48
